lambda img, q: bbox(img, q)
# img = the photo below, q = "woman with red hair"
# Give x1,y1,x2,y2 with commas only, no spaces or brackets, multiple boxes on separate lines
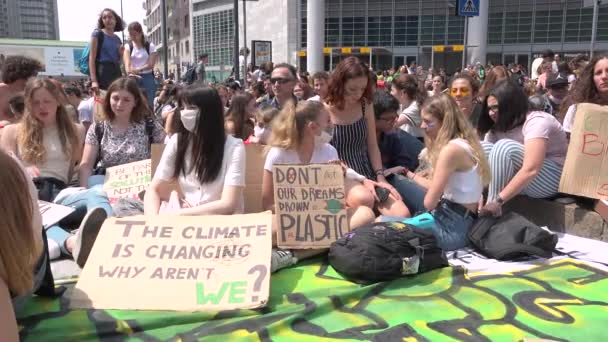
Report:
326,57,409,218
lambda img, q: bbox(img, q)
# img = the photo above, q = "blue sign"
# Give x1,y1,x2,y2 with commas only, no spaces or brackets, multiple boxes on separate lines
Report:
457,0,480,17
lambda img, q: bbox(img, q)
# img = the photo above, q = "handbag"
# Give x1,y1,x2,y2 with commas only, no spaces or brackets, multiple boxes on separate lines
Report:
33,177,67,202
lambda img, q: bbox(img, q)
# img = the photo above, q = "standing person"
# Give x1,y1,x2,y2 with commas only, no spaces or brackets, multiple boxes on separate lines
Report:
310,72,330,102
383,94,491,250
561,54,608,135
225,91,255,140
261,100,376,273
478,81,568,217
326,56,409,218
536,62,553,93
89,8,124,92
77,82,95,132
428,75,445,97
79,77,165,187
449,73,482,127
531,49,554,80
266,63,299,110
392,74,427,141
123,22,158,109
0,79,109,267
195,54,208,83
542,73,569,117
478,65,509,102
0,150,44,341
144,86,245,216
0,56,42,125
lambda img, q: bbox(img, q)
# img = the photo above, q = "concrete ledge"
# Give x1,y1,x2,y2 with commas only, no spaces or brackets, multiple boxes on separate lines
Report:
504,196,608,242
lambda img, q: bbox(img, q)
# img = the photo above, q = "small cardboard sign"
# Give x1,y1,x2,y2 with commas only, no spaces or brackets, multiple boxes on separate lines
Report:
559,103,608,200
38,200,75,228
71,212,273,311
272,164,349,249
103,159,152,204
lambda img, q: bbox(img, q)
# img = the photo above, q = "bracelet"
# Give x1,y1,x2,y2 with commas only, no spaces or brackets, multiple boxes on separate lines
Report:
374,169,385,176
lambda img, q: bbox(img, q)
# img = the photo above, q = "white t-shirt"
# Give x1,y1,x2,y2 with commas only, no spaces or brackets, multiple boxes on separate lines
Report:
562,104,577,133
154,134,246,213
78,97,94,124
399,101,424,138
125,42,157,73
531,57,544,80
264,144,339,171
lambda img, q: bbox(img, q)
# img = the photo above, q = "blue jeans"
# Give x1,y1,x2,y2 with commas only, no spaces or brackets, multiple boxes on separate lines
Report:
387,174,427,216
137,73,156,109
46,186,112,255
431,200,475,251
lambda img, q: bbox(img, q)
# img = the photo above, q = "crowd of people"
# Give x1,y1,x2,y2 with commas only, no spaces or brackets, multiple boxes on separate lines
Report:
1,7,607,340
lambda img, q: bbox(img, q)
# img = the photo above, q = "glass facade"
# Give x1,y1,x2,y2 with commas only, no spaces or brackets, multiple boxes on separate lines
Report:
299,0,608,49
192,9,234,67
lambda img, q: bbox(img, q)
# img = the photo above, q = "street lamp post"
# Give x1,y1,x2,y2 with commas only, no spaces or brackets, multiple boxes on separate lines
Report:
233,0,240,81
161,0,169,78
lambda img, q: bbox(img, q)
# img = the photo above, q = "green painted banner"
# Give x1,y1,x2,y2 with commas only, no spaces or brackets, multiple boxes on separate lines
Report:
18,258,608,341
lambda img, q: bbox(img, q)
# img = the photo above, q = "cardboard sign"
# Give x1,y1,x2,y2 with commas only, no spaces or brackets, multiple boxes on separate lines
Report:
38,200,75,228
244,144,265,214
559,103,608,200
103,159,152,204
272,164,349,249
71,212,272,311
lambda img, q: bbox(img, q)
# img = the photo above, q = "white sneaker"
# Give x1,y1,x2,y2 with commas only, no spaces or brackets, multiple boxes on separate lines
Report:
72,207,107,268
271,248,297,273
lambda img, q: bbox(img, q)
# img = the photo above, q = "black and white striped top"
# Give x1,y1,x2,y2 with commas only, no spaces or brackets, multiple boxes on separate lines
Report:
330,103,376,180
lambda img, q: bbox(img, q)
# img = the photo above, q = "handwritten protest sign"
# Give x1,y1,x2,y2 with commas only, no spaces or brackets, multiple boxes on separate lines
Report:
559,103,608,199
273,164,349,249
38,200,75,228
103,159,151,204
71,212,272,311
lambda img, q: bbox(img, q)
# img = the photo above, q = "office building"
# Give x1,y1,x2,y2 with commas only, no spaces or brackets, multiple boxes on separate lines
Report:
0,0,60,40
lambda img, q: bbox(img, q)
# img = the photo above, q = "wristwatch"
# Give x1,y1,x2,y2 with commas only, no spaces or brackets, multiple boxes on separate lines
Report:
496,195,505,205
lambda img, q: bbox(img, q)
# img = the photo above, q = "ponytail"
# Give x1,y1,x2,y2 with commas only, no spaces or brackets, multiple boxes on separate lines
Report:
268,100,324,150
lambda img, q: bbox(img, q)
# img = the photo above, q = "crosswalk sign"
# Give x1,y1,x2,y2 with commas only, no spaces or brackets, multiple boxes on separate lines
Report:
457,0,480,17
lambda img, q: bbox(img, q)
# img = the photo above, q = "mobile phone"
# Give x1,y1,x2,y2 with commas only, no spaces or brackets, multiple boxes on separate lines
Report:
375,186,390,203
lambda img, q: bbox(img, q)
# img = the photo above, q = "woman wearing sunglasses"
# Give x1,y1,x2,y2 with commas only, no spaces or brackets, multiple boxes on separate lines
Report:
449,73,482,128
478,81,568,217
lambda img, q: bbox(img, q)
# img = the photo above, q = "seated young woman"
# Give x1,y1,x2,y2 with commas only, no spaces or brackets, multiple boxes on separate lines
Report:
382,94,491,251
0,150,43,341
225,91,256,141
262,100,379,272
478,81,568,217
79,77,166,188
0,79,110,267
144,86,245,215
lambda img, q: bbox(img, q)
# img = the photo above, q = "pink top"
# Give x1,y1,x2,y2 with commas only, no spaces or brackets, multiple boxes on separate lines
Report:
484,126,524,144
522,111,568,166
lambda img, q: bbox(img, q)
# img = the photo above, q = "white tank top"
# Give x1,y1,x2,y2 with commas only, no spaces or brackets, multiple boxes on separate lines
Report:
442,139,483,204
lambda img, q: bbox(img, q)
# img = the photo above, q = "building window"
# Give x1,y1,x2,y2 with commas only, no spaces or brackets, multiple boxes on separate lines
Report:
192,9,234,66
184,14,189,29
185,40,190,54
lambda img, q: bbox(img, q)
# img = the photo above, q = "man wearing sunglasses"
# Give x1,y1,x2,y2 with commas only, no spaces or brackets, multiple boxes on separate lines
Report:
266,63,299,110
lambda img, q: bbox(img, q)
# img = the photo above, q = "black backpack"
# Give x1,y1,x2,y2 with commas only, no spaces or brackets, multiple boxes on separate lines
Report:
468,212,558,260
329,222,448,283
182,66,197,84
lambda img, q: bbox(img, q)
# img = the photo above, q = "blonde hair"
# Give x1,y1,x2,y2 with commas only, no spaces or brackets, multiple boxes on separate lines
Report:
268,100,323,150
422,94,491,186
17,79,79,165
0,151,38,295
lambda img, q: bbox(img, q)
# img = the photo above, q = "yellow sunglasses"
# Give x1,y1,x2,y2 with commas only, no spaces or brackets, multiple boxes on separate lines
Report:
450,87,471,97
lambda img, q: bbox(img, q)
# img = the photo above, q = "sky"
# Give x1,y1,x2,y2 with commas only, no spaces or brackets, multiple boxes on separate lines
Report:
57,0,147,42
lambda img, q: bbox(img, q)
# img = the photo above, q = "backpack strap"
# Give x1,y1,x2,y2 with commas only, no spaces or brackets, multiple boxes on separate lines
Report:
94,29,104,61
144,41,150,56
95,121,104,166
145,118,155,146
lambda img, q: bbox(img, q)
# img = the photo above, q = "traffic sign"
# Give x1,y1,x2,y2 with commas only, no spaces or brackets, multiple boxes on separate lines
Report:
457,0,479,17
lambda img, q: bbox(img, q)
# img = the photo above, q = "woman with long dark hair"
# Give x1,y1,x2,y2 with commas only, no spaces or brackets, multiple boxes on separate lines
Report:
144,86,245,215
89,8,125,92
479,81,568,217
560,54,608,134
225,91,255,140
123,21,158,109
